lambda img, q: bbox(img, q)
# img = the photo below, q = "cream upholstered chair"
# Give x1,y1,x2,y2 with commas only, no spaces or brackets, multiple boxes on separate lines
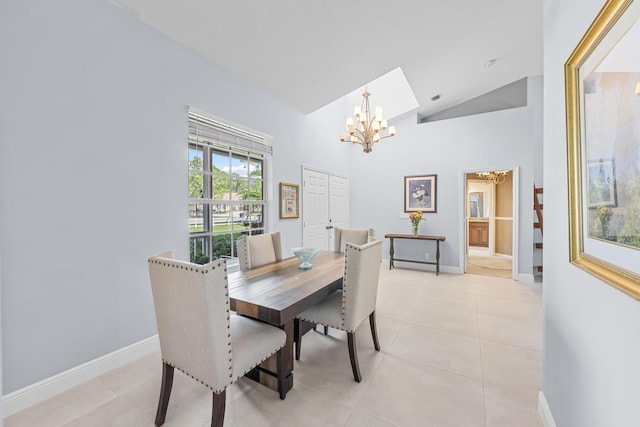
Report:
315,227,374,335
334,227,376,252
294,239,383,382
236,232,283,270
148,251,287,427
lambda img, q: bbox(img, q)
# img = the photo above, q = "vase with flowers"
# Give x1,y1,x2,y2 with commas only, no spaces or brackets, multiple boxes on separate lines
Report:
594,205,614,238
409,211,424,236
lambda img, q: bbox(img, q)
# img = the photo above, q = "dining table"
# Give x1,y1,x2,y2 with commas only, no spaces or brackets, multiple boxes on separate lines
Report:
228,250,344,398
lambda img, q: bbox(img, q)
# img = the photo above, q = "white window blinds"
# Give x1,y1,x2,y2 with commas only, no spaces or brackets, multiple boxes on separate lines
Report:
188,109,272,156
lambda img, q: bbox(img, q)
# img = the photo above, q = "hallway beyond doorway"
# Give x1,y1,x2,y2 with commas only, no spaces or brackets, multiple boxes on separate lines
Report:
466,247,512,278
463,169,517,280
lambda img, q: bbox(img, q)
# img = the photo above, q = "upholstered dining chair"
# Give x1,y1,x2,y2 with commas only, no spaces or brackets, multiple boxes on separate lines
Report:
294,239,383,382
148,251,287,427
313,227,374,335
333,227,376,252
237,232,283,270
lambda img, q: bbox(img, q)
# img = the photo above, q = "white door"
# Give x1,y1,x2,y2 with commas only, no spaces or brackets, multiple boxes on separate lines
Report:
303,168,330,249
302,168,349,250
329,175,349,249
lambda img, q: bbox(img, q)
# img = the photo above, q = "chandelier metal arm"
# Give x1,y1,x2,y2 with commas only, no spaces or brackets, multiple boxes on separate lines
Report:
338,89,396,153
347,133,394,148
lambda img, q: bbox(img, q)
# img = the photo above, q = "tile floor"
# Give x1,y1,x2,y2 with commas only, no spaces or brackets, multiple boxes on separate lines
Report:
5,267,543,427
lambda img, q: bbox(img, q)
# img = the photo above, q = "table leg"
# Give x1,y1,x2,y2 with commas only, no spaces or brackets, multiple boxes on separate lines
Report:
389,237,395,270
245,320,294,398
278,321,294,398
436,240,441,275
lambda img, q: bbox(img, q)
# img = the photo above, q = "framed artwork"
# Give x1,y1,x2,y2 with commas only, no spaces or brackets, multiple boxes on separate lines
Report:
279,182,299,219
404,174,437,213
565,0,640,299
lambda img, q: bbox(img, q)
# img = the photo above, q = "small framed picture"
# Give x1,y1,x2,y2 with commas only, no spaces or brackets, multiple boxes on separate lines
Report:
404,174,437,213
587,159,617,208
279,182,299,219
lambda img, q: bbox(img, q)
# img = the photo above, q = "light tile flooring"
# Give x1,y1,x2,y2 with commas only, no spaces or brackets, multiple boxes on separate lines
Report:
6,268,543,427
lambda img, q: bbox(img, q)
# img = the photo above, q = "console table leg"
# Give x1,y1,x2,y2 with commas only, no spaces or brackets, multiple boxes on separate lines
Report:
436,241,441,275
384,234,446,276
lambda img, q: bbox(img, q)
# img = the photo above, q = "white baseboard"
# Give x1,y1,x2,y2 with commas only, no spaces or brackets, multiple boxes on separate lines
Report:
2,335,159,417
518,273,535,284
382,258,540,284
538,391,557,427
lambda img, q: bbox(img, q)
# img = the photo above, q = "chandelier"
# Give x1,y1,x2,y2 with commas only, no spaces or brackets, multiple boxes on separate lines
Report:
477,170,509,184
339,90,396,153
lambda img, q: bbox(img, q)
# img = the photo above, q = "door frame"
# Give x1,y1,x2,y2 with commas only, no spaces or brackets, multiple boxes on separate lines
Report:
459,167,519,280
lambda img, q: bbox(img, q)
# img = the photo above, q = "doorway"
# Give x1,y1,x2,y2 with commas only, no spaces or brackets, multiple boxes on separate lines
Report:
464,170,517,278
302,166,349,250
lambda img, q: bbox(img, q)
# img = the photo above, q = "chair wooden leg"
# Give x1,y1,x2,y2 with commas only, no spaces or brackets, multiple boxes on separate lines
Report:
211,390,226,427
369,311,381,351
294,318,302,361
155,362,174,426
347,332,362,382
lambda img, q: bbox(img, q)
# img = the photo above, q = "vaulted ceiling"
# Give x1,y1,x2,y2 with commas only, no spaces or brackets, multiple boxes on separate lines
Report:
113,0,543,121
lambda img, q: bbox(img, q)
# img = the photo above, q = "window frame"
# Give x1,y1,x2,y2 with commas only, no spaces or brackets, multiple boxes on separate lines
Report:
188,110,272,263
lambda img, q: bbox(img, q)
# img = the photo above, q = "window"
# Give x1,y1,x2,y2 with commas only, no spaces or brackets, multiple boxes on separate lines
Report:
188,110,272,263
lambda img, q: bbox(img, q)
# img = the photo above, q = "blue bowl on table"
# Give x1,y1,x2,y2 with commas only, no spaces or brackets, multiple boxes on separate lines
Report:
292,247,319,270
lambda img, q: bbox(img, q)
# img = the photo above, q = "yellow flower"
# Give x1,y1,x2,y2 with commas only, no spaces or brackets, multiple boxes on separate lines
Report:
409,211,423,224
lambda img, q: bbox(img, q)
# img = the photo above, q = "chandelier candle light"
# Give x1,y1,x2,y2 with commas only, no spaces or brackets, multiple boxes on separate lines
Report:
339,90,396,153
409,211,424,236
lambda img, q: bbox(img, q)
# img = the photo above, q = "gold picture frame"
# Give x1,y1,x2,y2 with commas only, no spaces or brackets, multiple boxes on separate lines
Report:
565,0,640,299
279,182,299,219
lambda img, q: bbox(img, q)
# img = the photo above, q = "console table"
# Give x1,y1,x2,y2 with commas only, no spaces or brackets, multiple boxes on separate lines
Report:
384,234,446,275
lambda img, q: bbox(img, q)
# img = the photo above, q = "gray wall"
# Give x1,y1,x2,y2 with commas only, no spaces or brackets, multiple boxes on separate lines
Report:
0,252,3,425
346,93,540,278
529,76,544,188
0,0,349,393
543,0,640,425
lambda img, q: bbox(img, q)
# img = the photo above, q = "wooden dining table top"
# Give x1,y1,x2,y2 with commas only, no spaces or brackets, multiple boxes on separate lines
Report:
228,250,345,326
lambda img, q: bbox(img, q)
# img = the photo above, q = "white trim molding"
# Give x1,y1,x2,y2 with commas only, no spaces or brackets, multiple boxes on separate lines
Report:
382,257,535,283
383,259,461,275
2,335,159,417
538,391,557,427
518,273,535,284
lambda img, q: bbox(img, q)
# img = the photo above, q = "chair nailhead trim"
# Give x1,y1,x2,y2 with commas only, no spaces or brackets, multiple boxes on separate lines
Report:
151,255,234,386
231,344,285,383
148,258,227,272
163,360,226,394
